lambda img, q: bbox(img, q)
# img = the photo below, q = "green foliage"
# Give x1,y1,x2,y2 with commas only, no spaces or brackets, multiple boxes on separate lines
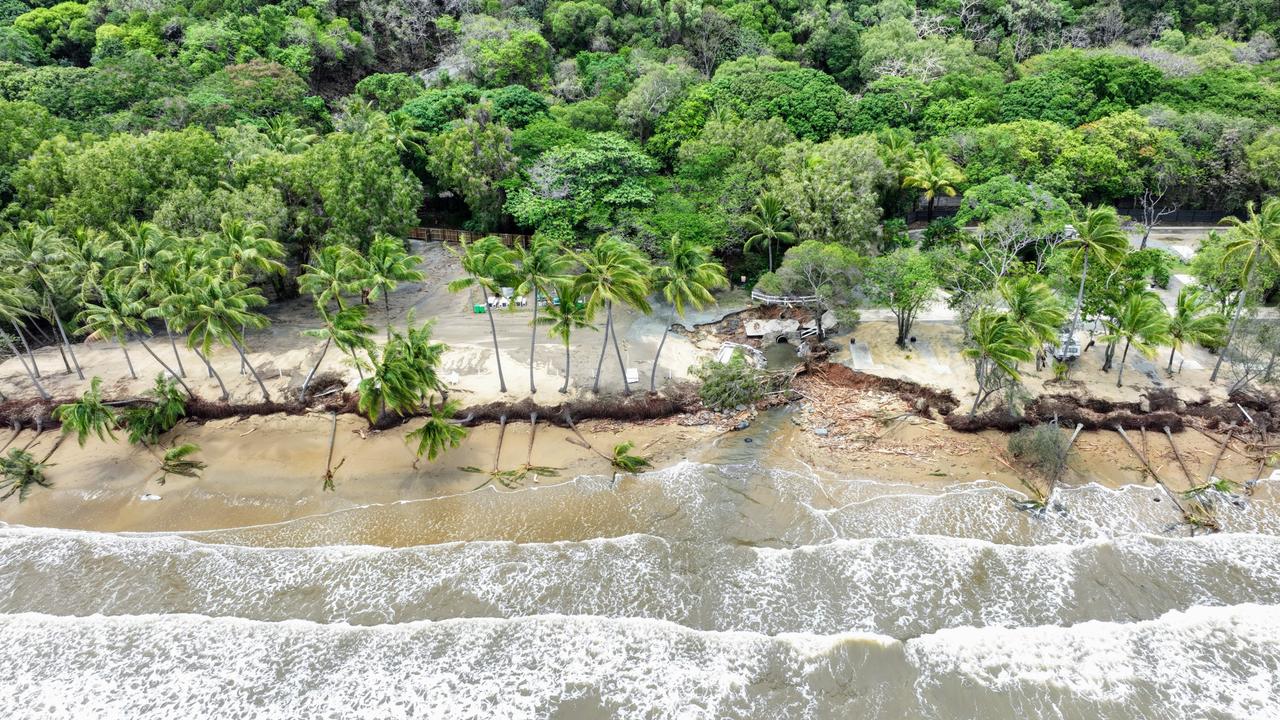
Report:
485,84,549,128
405,399,468,463
186,60,310,126
158,443,206,484
120,375,187,445
354,72,425,110
708,56,855,141
426,103,519,228
1008,424,1071,480
693,351,766,412
0,448,51,502
53,376,117,446
398,83,481,134
609,440,651,473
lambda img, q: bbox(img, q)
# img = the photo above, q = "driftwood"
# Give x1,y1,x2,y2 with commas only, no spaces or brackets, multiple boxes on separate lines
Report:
1163,426,1195,489
494,415,508,474
1205,429,1235,484
1114,426,1193,523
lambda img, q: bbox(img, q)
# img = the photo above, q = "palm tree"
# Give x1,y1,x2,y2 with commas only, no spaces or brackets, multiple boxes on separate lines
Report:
1167,288,1227,373
537,282,596,393
1211,198,1280,381
447,236,518,393
573,238,652,395
299,244,364,313
1101,292,1171,388
53,377,118,446
77,281,142,380
0,280,50,400
406,399,467,464
999,276,1067,370
186,273,272,402
963,309,1034,417
1060,206,1130,337
300,304,376,398
0,223,84,379
742,195,795,272
902,145,964,222
264,116,318,154
356,318,447,424
0,448,52,502
66,227,121,306
650,235,727,391
513,235,572,394
205,215,285,280
359,234,425,330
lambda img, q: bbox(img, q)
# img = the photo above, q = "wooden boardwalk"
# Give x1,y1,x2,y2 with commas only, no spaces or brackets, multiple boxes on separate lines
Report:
408,227,529,246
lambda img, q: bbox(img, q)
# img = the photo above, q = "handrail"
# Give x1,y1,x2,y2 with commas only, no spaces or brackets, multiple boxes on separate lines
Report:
407,227,529,246
750,289,820,306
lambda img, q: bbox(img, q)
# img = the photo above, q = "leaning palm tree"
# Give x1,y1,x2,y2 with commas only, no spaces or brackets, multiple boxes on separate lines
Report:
1210,198,1280,381
651,235,727,391
963,309,1034,417
999,276,1067,370
1060,205,1130,337
0,448,52,503
536,282,597,393
185,272,272,402
742,194,795,272
205,215,285,280
0,279,50,399
513,235,572,394
359,233,425,331
53,377,118,446
299,244,364,313
1100,292,1172,388
77,281,143,380
0,223,84,379
66,226,121,306
300,304,376,398
447,236,518,393
1167,288,1227,373
573,238,652,395
902,145,965,222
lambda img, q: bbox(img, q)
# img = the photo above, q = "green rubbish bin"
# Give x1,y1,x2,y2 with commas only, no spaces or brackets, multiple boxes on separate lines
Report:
473,304,486,314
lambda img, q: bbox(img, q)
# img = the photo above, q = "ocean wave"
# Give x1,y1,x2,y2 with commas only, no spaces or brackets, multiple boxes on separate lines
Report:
2,527,1278,638
0,605,1275,719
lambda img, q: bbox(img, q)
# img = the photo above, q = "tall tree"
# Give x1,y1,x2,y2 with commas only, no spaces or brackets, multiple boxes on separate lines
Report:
537,282,596,393
0,223,83,379
1166,288,1227,373
865,248,938,347
902,146,964,222
963,309,1033,417
185,272,272,402
573,239,652,395
650,235,727,391
999,276,1067,370
513,235,571,394
447,236,518,393
742,194,795,272
1060,206,1130,337
1211,198,1280,382
1101,292,1171,388
359,233,425,331
299,244,364,313
0,278,50,399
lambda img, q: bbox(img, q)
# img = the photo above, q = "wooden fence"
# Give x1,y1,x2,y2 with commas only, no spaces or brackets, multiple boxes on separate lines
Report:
751,289,819,307
407,227,529,246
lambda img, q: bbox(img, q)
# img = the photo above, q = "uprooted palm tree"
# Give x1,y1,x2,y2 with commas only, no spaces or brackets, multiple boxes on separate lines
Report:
513,235,572,394
300,304,376,399
448,236,518,394
537,282,596,393
650,234,727,392
0,448,52,502
1211,198,1280,382
407,398,467,465
963,309,1034,417
574,238,652,395
1167,288,1227,373
610,441,651,473
1100,291,1171,388
742,194,795,272
357,316,448,425
53,377,118,446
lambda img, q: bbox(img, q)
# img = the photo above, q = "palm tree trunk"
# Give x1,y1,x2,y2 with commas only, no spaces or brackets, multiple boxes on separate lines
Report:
119,338,137,379
164,320,186,377
561,339,571,393
1211,263,1255,382
485,302,507,393
650,312,673,392
231,338,271,402
1071,252,1090,335
51,306,83,380
926,195,935,223
1117,340,1131,387
1168,345,1177,373
11,321,39,377
611,310,630,396
301,336,332,400
767,239,774,273
528,288,538,394
238,323,246,374
385,294,393,338
4,335,50,400
138,338,195,398
592,303,612,393
192,346,228,400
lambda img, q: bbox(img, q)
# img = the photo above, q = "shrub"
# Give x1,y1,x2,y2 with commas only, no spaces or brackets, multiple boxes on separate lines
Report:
693,351,765,411
1008,423,1071,479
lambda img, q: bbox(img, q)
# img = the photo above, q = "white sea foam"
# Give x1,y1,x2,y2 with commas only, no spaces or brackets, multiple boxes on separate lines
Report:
0,606,1275,719
2,527,1278,638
